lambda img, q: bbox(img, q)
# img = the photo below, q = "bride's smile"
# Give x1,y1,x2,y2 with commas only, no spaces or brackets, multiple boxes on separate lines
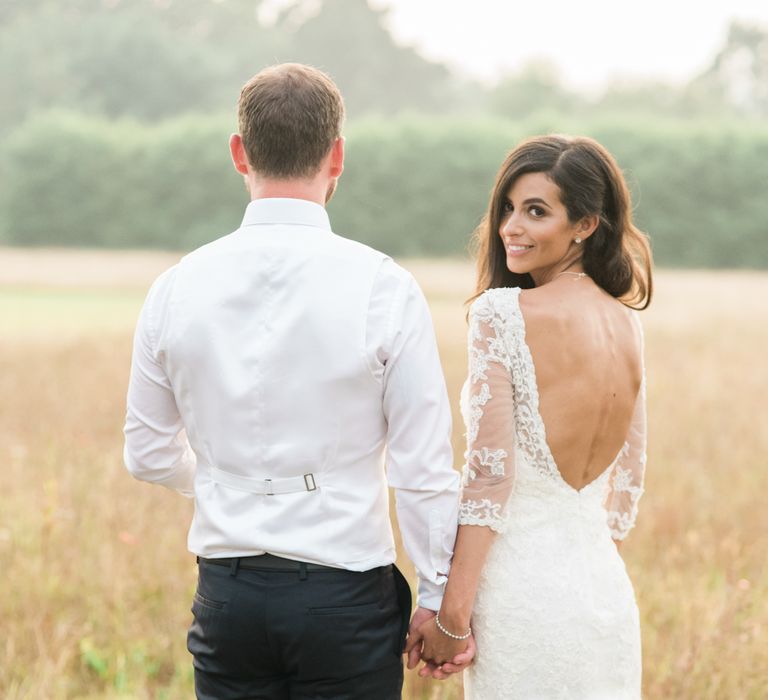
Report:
498,171,596,285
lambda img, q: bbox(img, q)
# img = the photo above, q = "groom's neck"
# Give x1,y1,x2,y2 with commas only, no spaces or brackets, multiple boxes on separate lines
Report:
248,177,329,207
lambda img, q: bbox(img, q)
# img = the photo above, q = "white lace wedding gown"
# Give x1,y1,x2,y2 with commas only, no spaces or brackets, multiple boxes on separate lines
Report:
459,288,646,700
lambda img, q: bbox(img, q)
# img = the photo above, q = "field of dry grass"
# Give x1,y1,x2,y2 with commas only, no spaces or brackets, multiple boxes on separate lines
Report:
1,247,766,699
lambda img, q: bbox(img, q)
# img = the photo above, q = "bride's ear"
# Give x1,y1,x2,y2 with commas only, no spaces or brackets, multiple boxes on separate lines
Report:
576,214,600,241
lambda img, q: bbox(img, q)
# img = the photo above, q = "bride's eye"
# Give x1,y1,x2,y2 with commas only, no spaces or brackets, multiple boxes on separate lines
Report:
529,206,545,218
501,201,514,214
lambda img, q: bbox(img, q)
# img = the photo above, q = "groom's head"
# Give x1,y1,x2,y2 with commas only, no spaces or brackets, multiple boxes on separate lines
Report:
234,64,345,183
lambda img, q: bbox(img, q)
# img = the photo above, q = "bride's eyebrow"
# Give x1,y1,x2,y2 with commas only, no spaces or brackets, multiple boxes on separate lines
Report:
522,197,550,208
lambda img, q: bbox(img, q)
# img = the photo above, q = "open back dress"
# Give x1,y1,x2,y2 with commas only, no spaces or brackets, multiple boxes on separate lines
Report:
459,288,646,699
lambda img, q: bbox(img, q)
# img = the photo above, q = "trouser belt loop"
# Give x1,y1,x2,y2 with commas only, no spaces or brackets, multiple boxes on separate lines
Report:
299,561,308,581
230,558,240,577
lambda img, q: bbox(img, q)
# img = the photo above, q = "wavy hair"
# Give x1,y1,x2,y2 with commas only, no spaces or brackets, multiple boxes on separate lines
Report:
470,134,653,309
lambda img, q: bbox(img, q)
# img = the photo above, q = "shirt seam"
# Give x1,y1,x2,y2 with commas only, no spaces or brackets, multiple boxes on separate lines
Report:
384,268,410,367
240,221,332,230
364,258,405,380
144,282,160,357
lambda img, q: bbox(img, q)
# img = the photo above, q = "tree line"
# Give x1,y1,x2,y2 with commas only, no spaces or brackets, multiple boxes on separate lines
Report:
2,1,767,131
1,1,767,266
3,112,767,267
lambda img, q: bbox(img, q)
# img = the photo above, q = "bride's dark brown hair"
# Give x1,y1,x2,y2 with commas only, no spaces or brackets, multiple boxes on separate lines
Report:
470,134,653,310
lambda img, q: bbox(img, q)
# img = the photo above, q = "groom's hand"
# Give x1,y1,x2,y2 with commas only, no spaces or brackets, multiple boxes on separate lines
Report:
404,606,436,670
418,617,469,667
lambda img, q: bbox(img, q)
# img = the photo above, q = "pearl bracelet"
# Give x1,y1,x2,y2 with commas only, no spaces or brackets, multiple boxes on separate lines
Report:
435,612,472,640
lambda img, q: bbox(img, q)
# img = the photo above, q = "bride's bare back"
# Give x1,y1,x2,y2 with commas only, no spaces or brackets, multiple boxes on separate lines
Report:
520,278,643,491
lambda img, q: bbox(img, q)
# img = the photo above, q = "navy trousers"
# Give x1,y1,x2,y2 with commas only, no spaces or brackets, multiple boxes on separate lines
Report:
187,557,412,699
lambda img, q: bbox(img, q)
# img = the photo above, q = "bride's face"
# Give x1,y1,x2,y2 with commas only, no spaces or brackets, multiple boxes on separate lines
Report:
498,172,584,285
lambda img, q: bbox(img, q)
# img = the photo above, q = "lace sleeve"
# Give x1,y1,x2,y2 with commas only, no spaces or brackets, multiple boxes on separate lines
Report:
458,293,516,533
605,317,647,540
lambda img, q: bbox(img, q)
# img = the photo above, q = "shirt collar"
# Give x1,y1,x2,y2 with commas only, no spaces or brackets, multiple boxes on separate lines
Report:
240,198,332,231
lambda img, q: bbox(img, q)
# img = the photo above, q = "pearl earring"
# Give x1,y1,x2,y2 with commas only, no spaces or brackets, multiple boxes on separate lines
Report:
574,237,582,244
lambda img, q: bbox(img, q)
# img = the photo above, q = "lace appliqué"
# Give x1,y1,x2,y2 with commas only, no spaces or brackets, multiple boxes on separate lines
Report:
473,447,508,476
481,288,563,485
464,446,509,482
458,497,506,533
459,294,516,531
466,381,491,446
606,444,646,540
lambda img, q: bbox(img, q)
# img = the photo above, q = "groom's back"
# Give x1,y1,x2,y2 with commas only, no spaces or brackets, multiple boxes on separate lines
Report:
148,199,404,565
164,213,386,475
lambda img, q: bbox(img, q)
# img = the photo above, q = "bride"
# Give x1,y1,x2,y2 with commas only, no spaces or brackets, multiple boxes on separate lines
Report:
407,135,653,698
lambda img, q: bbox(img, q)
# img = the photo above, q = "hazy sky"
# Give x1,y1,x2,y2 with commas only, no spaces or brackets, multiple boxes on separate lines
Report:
374,0,768,90
262,0,768,92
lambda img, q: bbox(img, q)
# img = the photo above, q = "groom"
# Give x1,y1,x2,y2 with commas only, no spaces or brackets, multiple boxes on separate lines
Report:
123,63,463,698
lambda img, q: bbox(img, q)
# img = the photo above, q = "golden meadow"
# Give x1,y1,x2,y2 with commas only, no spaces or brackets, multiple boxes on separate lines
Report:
1,248,766,699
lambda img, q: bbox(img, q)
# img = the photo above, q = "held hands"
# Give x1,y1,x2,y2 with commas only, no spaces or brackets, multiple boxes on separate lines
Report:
404,607,476,680
415,617,476,680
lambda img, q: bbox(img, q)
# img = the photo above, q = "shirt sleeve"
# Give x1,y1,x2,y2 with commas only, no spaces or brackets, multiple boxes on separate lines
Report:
604,315,647,540
458,292,517,532
375,263,460,611
123,268,196,497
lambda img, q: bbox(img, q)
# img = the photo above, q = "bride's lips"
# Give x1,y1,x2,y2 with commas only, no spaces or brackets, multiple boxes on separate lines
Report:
506,243,534,257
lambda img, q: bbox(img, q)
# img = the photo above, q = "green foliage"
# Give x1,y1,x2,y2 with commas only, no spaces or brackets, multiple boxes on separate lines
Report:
277,0,457,117
0,0,459,136
0,112,245,249
77,636,173,693
330,117,519,255
1,1,767,138
79,637,109,678
337,116,768,267
581,117,768,266
489,61,577,119
2,112,767,267
0,3,287,133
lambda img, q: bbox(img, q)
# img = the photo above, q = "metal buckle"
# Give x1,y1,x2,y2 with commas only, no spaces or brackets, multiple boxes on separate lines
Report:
303,474,317,492
265,478,274,496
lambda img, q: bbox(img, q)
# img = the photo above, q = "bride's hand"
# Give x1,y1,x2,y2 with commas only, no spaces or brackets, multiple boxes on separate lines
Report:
418,617,470,667
439,636,476,675
419,634,476,679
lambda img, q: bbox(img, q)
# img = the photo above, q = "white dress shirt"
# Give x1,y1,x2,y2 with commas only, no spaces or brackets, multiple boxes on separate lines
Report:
124,197,459,609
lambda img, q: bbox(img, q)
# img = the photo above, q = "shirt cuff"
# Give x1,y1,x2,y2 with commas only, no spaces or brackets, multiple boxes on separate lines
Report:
417,578,446,611
123,446,196,498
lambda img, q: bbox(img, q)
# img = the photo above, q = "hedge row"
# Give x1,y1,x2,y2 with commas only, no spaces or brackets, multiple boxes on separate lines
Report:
2,112,767,266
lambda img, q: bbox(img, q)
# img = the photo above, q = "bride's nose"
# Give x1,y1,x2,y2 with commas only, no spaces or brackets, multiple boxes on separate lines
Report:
500,212,523,237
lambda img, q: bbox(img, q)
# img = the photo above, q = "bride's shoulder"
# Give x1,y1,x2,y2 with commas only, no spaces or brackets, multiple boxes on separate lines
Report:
517,284,560,325
470,287,522,309
520,282,638,334
470,286,523,318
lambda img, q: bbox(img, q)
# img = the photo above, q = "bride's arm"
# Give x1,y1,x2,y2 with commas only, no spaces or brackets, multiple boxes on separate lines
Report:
411,293,518,668
605,314,647,545
414,524,498,669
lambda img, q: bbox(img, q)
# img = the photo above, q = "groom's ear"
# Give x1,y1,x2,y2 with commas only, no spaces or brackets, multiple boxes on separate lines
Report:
229,133,250,176
328,137,344,178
